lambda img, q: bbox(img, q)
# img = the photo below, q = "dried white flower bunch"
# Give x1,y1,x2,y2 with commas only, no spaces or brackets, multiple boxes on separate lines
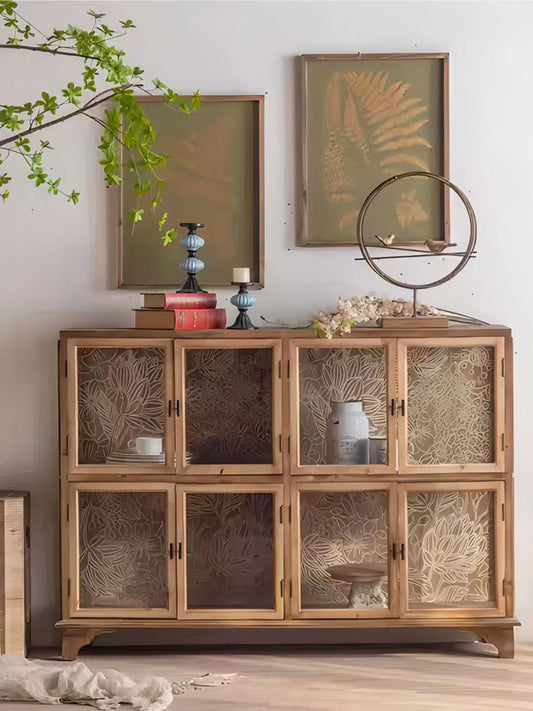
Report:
313,295,439,338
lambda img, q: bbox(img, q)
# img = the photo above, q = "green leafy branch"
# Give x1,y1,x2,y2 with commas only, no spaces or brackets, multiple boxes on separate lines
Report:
0,1,200,242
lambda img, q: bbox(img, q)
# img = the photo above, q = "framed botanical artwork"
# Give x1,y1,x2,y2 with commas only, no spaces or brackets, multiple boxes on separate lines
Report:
118,95,264,288
300,53,449,246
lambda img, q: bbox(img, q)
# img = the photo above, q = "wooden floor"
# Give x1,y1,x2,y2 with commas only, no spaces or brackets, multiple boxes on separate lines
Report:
15,643,533,710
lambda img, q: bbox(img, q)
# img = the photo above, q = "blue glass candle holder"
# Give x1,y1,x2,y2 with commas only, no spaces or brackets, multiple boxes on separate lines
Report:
177,222,207,293
228,282,257,330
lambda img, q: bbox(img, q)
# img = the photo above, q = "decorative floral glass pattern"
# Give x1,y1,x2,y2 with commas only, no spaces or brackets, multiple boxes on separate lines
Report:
407,490,495,608
298,347,387,465
407,346,494,465
186,493,275,609
78,491,169,609
77,347,166,464
185,349,273,464
300,491,389,608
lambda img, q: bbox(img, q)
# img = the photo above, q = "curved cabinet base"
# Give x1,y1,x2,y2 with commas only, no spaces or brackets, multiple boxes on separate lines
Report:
56,618,519,660
61,627,113,661
465,625,515,658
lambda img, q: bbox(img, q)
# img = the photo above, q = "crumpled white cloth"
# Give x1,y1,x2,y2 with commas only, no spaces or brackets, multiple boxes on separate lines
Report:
0,654,236,710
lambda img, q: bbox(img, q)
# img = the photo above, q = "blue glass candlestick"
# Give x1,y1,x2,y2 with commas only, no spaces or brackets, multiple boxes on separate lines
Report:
228,282,257,330
177,222,207,293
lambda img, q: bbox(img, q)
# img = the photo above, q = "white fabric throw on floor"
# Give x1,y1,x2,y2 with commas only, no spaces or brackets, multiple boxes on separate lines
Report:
0,654,236,710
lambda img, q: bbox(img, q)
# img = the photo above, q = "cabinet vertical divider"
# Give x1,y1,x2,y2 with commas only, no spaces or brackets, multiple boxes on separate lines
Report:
282,336,293,620
176,486,185,619
388,482,400,617
174,341,185,475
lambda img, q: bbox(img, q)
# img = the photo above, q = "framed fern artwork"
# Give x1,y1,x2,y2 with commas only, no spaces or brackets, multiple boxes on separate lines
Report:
299,53,449,246
118,96,264,289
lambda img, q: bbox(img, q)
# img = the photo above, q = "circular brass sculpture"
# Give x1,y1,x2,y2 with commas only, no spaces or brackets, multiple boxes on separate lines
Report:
356,171,477,292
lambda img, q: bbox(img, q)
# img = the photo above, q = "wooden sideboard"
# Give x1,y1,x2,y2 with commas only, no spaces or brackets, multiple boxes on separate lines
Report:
56,325,518,659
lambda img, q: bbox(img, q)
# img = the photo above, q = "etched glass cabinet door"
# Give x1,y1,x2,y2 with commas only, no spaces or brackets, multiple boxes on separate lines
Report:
289,339,396,474
397,338,506,474
177,484,284,619
67,339,175,473
291,483,398,618
68,483,176,618
397,483,506,617
176,340,282,474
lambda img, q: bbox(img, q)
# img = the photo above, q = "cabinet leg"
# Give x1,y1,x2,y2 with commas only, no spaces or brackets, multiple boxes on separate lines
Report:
465,627,515,659
61,629,106,660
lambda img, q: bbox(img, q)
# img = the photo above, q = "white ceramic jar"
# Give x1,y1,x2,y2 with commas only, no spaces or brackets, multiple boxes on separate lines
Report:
325,400,369,465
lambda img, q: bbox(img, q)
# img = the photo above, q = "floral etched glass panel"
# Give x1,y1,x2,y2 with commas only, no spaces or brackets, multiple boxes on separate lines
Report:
186,493,274,609
407,346,494,465
77,347,166,464
407,490,495,609
299,347,388,465
78,491,169,609
300,491,389,609
185,349,273,464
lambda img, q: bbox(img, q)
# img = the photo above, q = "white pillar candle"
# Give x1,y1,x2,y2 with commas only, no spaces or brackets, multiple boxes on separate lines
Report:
233,267,250,283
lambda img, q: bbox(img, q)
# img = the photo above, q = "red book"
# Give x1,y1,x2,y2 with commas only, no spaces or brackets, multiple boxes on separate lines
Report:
142,292,217,309
134,308,226,330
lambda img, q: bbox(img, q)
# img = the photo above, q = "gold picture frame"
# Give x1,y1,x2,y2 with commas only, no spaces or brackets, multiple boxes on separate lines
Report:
299,53,449,246
118,95,264,289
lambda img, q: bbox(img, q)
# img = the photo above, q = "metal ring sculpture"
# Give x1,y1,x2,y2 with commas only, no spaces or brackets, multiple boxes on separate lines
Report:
356,171,477,291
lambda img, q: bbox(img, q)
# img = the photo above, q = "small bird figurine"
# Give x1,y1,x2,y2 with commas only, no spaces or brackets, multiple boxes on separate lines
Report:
374,234,396,247
424,239,457,253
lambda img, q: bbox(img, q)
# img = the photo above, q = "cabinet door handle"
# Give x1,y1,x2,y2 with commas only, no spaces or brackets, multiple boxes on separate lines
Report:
391,543,397,560
400,543,405,560
399,400,405,416
168,400,173,417
169,543,174,560
390,399,395,416
177,542,183,559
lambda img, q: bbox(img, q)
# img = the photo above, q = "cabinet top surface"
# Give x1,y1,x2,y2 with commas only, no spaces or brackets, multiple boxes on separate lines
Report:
59,324,512,340
0,490,30,499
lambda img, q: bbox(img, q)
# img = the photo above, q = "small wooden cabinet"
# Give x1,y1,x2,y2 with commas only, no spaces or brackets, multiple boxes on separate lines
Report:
57,325,517,659
0,491,30,655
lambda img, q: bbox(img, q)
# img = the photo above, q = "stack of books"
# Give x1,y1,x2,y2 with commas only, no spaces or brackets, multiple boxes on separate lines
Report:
134,292,226,330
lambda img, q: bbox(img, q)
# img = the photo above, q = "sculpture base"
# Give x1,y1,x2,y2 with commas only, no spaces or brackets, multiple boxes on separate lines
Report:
228,309,257,330
380,316,449,328
177,274,207,294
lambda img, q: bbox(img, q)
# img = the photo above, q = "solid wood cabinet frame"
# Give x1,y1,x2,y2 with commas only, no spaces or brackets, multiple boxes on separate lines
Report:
66,339,176,474
288,338,397,475
397,337,506,475
175,339,283,475
397,481,507,618
177,483,284,620
68,482,176,619
290,482,399,619
0,492,30,655
57,325,518,660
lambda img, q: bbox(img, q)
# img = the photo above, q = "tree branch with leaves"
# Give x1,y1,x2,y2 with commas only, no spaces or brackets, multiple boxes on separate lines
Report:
0,0,199,244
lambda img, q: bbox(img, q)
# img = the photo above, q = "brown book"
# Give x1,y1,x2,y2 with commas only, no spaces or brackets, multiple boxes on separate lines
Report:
134,308,226,330
142,292,217,309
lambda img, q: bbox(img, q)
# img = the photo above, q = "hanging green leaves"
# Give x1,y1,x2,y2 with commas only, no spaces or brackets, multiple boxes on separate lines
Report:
0,0,200,244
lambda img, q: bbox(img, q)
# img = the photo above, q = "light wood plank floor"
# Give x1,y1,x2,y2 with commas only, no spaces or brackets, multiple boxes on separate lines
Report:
12,643,532,710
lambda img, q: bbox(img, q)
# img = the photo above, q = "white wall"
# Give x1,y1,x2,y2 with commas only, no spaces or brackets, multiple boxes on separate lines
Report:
1,0,532,646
